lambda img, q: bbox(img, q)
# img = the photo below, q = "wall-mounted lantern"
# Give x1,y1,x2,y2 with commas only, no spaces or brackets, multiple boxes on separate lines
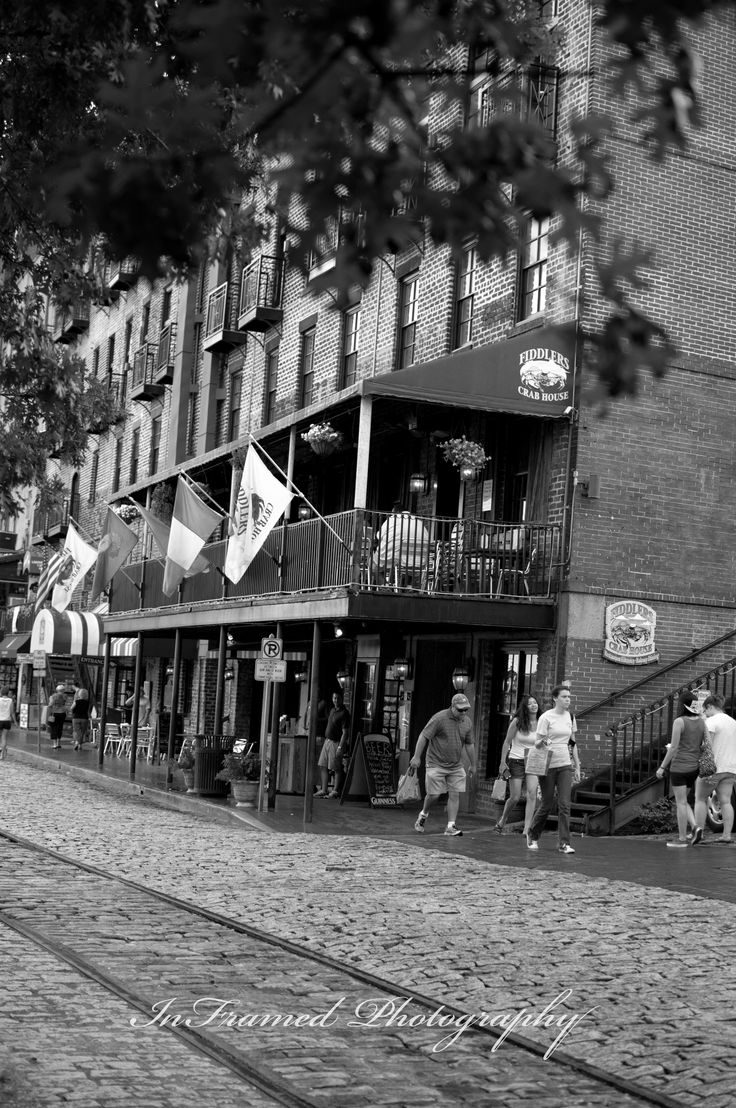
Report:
394,657,412,680
452,660,475,691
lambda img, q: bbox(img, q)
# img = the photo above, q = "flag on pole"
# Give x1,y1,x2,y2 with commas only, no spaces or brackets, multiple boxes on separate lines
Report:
137,502,210,578
90,508,139,601
162,477,223,596
225,445,293,583
34,550,66,612
51,522,99,612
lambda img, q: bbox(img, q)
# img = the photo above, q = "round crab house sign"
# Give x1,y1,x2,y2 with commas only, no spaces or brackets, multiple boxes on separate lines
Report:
603,601,659,666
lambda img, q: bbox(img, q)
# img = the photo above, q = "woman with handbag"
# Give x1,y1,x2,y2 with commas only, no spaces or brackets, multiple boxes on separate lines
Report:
526,685,579,854
493,695,540,835
655,690,706,848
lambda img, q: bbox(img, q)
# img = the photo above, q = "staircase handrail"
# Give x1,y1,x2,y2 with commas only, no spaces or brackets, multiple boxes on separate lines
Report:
576,624,736,720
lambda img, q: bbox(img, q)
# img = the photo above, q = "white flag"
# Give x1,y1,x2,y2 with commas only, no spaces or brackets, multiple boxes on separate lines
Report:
51,522,99,612
224,447,293,583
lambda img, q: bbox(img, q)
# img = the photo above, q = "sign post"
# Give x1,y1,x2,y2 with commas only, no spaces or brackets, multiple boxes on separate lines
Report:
33,650,46,753
254,635,287,811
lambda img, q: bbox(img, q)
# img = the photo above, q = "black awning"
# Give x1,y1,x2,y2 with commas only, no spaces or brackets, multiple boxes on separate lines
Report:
0,631,31,660
361,326,575,418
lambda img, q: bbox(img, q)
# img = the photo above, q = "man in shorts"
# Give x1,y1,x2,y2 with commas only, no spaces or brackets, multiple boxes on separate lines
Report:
693,694,736,844
315,691,351,798
409,692,476,836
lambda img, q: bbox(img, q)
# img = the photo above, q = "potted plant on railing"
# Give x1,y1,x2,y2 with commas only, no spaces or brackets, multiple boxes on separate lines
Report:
177,737,196,792
442,435,488,481
301,421,343,457
215,746,261,806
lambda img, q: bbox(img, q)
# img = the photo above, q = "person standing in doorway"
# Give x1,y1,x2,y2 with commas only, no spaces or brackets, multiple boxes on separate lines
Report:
47,685,68,750
125,687,151,727
526,685,578,854
71,685,91,750
410,692,476,837
691,693,736,844
0,686,17,759
315,691,351,798
655,690,706,847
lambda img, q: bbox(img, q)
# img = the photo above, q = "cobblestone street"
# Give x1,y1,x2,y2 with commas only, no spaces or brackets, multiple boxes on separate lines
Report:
0,758,732,1106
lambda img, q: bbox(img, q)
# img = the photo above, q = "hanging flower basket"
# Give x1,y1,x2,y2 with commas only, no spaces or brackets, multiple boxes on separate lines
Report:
442,436,487,480
301,422,343,456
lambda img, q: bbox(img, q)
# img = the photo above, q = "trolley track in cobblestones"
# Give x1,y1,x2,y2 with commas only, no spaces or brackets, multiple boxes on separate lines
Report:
0,827,686,1108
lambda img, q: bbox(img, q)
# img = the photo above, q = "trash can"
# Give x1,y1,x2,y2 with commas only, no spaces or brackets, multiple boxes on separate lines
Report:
192,733,236,796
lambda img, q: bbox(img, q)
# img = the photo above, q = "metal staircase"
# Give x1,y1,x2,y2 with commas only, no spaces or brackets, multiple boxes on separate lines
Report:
570,655,736,834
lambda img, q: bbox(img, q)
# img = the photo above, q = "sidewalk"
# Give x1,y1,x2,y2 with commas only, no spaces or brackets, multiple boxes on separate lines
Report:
6,726,736,905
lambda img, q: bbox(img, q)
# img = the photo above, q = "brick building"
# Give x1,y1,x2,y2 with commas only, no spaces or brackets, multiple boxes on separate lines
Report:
19,2,736,817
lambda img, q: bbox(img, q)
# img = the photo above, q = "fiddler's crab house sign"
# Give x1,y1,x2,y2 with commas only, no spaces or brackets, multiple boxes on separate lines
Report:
604,601,659,665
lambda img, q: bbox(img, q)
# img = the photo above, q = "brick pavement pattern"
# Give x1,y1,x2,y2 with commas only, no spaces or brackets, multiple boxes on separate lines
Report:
0,760,731,1106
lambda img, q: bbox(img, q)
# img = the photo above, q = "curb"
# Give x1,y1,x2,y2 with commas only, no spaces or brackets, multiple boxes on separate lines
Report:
6,747,269,834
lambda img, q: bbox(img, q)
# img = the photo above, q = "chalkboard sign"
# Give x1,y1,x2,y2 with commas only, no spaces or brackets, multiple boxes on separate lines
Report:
342,732,397,807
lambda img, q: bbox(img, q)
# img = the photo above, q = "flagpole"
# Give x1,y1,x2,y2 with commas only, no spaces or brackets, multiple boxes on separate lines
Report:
249,436,352,556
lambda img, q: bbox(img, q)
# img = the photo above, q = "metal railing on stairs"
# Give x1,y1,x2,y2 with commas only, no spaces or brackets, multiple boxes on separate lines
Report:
578,656,736,833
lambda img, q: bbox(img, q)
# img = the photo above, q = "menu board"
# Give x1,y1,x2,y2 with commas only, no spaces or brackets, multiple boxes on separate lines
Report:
341,732,397,807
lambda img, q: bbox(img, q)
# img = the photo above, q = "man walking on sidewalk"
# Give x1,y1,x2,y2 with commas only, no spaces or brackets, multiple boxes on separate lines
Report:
410,693,476,836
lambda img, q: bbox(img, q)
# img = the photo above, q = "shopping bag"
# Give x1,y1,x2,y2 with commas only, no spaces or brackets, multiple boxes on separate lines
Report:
525,744,552,777
698,734,717,778
491,776,507,802
396,769,421,804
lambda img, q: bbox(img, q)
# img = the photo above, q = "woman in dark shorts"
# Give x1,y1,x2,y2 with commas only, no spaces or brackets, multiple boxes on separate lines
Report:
493,695,540,835
656,690,706,848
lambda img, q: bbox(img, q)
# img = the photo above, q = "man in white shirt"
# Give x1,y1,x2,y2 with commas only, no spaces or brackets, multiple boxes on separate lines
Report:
693,694,736,844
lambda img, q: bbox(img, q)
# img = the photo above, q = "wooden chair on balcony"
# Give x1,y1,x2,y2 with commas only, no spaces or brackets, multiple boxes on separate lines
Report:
496,546,537,597
357,525,375,586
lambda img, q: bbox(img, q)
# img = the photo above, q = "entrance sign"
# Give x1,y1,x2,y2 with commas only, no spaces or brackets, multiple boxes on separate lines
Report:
341,732,397,807
260,635,283,660
255,658,287,682
33,650,47,674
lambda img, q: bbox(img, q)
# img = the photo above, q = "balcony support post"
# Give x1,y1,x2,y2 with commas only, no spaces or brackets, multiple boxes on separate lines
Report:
353,395,372,510
165,627,183,788
214,624,228,734
303,620,322,825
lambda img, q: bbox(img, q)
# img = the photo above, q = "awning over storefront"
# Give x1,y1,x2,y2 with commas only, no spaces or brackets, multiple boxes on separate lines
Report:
30,610,103,657
0,631,31,660
361,326,576,417
110,636,138,657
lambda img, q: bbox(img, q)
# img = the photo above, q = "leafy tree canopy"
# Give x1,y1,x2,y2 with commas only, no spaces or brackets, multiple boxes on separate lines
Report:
0,0,722,511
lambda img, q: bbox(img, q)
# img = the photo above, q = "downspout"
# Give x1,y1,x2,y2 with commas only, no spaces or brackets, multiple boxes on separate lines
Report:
553,0,594,684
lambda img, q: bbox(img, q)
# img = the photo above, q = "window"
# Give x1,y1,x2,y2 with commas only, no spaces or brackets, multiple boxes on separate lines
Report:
112,438,123,493
398,273,418,368
124,319,133,365
519,216,549,319
107,334,116,387
92,346,100,377
341,306,361,388
453,247,476,348
161,288,172,326
140,302,150,345
88,452,99,503
299,328,316,407
229,371,242,441
129,428,140,485
466,50,559,140
264,348,279,424
149,416,161,476
185,394,199,456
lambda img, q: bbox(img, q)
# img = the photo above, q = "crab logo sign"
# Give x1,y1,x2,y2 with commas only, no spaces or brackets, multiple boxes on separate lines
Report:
603,601,659,666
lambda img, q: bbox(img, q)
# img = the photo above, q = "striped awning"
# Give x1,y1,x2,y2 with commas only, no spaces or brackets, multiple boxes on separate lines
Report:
0,631,31,659
110,636,138,657
30,610,103,657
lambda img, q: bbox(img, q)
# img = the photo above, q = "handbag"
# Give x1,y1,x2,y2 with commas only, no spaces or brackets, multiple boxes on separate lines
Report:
698,733,717,778
525,744,552,777
396,769,421,804
491,776,507,802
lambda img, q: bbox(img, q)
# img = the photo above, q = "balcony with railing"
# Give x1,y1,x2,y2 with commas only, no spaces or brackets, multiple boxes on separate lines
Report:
109,509,559,621
203,282,248,352
237,256,284,332
107,258,141,293
32,495,80,541
52,302,90,343
155,321,177,384
129,343,163,401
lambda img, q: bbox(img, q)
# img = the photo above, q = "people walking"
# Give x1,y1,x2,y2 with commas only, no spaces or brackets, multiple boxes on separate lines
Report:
655,691,706,847
315,691,351,798
71,684,91,750
47,685,68,749
410,692,476,837
493,695,540,835
0,686,16,759
692,693,736,844
526,685,578,854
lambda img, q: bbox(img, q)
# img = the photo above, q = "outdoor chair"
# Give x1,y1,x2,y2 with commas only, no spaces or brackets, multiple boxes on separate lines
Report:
102,723,125,756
